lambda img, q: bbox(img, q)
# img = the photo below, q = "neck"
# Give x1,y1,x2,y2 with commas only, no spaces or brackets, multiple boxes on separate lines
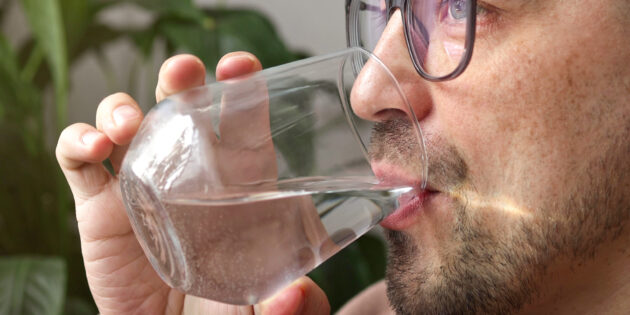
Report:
518,229,630,314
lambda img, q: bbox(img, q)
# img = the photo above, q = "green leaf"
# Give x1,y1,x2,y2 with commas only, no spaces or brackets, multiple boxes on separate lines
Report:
0,34,43,156
0,35,21,119
59,0,89,51
0,124,61,254
132,0,204,21
0,257,67,315
157,9,304,74
356,234,387,282
0,0,10,26
64,296,97,315
308,234,387,312
157,19,220,70
213,9,298,67
19,0,69,132
70,23,123,60
131,28,158,58
0,35,20,79
270,100,316,177
19,0,71,257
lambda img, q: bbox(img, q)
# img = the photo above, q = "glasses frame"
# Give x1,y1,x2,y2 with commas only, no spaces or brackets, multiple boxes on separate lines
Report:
346,0,477,82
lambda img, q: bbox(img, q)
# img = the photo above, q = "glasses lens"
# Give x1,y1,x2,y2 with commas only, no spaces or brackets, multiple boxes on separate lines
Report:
349,0,473,79
408,0,472,78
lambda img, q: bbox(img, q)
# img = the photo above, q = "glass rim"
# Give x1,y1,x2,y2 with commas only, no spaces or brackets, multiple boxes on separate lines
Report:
339,47,428,190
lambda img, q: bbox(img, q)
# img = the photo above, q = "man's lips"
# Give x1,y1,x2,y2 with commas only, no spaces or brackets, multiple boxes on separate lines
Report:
372,161,438,230
379,189,436,230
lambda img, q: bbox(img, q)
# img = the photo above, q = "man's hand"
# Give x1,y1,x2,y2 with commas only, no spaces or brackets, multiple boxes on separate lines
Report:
56,52,330,315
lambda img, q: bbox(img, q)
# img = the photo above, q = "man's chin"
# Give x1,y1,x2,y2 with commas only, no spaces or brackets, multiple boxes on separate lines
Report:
381,199,535,315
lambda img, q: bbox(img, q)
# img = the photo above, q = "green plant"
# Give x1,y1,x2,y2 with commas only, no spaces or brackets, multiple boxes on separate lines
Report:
0,0,387,313
0,257,66,315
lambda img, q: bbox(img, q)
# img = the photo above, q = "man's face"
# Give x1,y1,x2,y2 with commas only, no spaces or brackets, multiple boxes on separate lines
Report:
357,0,630,313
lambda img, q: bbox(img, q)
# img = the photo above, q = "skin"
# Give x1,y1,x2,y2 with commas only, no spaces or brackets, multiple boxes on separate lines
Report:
57,0,630,314
350,0,630,314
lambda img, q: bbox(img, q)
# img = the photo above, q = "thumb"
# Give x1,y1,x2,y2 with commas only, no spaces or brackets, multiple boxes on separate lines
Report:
256,277,330,315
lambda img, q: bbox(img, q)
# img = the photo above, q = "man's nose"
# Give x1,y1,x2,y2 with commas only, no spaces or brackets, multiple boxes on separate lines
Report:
350,10,432,122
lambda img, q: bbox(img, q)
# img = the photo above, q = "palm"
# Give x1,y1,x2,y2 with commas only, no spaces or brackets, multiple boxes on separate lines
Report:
74,173,179,314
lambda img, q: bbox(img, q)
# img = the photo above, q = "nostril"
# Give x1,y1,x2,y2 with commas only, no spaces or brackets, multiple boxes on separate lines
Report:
349,68,410,122
373,108,409,122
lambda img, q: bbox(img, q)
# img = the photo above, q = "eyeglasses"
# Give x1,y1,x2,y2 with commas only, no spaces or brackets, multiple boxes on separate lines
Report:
346,0,477,82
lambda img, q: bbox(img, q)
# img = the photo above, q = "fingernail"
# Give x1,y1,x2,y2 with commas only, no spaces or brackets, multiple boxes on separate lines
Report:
223,54,257,71
113,105,139,126
225,52,255,62
237,53,257,64
81,131,100,146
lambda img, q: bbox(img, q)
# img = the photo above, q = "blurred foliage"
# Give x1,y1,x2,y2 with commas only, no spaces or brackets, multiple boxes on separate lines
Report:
309,233,387,311
0,0,387,313
0,257,66,315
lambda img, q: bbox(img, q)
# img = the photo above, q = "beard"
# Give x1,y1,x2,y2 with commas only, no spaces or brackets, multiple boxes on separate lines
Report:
370,120,630,315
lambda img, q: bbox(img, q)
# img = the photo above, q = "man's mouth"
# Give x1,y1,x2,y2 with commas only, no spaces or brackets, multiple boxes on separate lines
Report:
372,161,439,230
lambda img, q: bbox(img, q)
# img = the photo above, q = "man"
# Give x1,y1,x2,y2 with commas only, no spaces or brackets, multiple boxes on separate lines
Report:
56,0,630,314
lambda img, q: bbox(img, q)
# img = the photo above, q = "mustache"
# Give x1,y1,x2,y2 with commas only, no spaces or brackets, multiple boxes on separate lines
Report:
369,119,468,191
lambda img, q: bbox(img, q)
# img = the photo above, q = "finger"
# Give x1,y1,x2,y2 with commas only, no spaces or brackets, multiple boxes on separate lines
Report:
257,277,331,315
216,52,277,184
56,123,114,201
294,277,330,315
216,52,268,144
218,77,272,148
156,54,206,103
337,281,391,315
182,295,254,315
95,92,143,173
216,51,263,81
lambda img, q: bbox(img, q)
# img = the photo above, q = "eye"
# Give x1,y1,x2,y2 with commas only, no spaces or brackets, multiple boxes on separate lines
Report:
448,0,468,20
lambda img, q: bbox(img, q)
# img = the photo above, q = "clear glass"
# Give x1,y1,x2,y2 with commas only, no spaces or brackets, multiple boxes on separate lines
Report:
346,0,476,80
119,47,428,305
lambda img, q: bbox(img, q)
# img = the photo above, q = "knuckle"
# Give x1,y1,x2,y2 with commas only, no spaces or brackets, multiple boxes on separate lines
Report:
55,123,84,166
60,123,86,141
97,93,140,128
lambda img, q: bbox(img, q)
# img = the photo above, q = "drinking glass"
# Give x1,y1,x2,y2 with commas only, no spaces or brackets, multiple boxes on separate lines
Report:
119,47,427,305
